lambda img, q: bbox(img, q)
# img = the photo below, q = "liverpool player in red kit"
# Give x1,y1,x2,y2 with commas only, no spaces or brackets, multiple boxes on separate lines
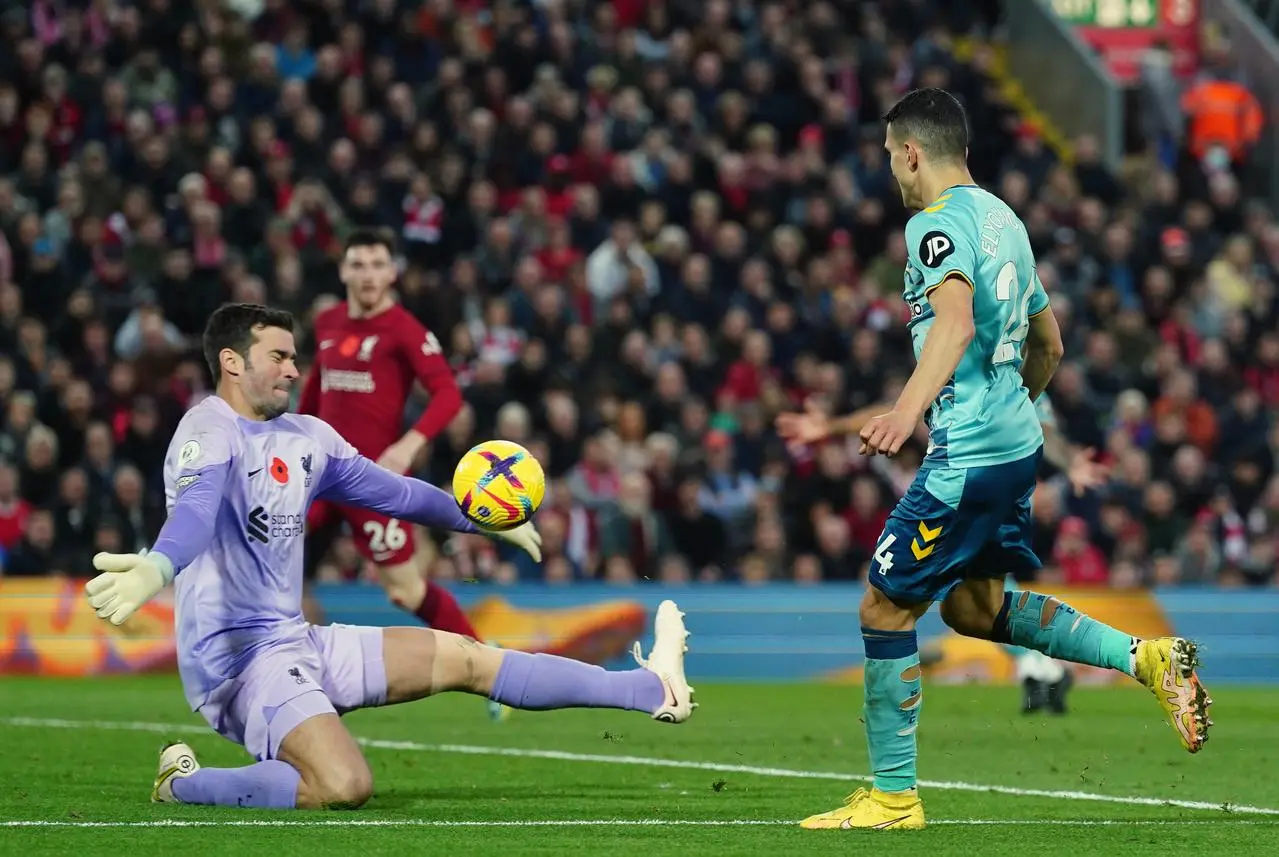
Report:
299,230,486,653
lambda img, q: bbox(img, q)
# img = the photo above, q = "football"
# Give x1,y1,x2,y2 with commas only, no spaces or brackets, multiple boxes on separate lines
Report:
452,439,546,531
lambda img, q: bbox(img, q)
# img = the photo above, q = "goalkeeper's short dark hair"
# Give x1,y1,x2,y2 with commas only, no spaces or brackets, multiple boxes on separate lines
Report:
203,303,296,382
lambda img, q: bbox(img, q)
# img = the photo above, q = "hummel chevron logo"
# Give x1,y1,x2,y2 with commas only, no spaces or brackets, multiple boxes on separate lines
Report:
911,520,943,560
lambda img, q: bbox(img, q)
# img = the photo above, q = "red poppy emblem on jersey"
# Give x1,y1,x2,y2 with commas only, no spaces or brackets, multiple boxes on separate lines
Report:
339,336,361,357
270,457,289,484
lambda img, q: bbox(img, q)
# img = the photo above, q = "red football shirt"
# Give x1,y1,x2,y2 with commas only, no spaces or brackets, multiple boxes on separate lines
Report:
298,302,462,462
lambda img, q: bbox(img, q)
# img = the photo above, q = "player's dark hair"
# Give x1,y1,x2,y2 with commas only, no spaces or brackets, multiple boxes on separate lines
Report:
203,303,295,382
343,226,397,257
883,87,968,163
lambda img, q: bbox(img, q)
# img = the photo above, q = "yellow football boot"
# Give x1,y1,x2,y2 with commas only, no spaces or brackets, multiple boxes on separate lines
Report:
1134,637,1213,753
800,787,926,830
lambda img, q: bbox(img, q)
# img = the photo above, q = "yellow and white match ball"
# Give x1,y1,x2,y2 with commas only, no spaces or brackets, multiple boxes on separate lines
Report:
452,439,546,531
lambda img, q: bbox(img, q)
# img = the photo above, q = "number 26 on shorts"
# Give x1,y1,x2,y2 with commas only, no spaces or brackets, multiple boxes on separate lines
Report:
363,519,407,554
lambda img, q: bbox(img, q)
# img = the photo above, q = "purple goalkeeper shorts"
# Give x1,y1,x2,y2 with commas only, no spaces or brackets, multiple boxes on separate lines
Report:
196,624,388,762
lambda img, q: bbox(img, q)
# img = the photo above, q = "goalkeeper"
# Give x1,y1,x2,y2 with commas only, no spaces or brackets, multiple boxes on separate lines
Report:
86,303,696,810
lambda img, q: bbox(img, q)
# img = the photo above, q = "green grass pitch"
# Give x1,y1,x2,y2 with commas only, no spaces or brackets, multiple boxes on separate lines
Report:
1,677,1276,855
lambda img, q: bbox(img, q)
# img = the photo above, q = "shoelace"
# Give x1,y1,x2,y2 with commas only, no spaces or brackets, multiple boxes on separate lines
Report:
842,788,869,806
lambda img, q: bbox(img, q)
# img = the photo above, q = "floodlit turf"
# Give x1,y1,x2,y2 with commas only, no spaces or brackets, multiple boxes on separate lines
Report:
0,677,1276,856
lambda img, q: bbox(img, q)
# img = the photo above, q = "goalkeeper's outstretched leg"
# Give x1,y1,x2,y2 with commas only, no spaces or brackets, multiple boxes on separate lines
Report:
152,601,695,809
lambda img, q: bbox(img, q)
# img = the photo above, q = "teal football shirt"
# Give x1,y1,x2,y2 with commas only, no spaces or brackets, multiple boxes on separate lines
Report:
901,184,1050,470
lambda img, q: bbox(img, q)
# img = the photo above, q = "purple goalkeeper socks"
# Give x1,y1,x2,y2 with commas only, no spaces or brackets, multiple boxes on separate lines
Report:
171,760,301,809
489,650,667,713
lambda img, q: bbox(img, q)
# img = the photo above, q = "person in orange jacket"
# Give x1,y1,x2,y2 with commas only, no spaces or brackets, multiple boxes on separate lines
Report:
1181,77,1264,169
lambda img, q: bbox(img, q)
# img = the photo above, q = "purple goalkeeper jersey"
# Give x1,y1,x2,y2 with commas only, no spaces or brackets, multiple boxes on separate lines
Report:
154,396,476,712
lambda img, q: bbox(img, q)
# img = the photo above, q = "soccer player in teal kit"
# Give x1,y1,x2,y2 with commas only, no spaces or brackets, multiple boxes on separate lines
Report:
776,89,1211,830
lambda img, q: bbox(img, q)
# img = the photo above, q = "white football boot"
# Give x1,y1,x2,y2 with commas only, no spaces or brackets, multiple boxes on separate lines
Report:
631,599,697,723
152,742,200,802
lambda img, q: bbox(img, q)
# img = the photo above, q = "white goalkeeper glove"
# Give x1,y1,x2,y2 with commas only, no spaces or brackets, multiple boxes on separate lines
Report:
85,549,175,626
487,521,543,562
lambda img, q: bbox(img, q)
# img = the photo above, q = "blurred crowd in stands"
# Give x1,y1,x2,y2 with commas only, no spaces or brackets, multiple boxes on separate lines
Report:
0,0,1275,589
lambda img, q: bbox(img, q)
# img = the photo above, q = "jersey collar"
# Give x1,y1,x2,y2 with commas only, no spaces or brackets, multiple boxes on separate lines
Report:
931,183,978,206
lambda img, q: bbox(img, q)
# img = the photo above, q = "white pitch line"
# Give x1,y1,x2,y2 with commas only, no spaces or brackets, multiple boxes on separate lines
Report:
1,716,1272,817
3,819,1279,829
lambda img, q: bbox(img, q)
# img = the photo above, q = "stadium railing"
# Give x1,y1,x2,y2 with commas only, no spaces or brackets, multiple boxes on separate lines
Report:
1002,0,1124,167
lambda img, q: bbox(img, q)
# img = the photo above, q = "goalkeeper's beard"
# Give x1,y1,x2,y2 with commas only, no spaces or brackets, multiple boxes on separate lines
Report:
238,351,294,420
257,396,290,420
246,378,292,422
244,367,292,420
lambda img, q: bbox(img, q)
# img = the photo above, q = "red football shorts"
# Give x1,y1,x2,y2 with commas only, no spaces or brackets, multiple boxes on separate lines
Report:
307,499,417,565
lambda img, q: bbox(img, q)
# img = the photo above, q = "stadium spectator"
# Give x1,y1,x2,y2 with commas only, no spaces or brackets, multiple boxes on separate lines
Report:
0,0,1274,591
0,460,31,553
